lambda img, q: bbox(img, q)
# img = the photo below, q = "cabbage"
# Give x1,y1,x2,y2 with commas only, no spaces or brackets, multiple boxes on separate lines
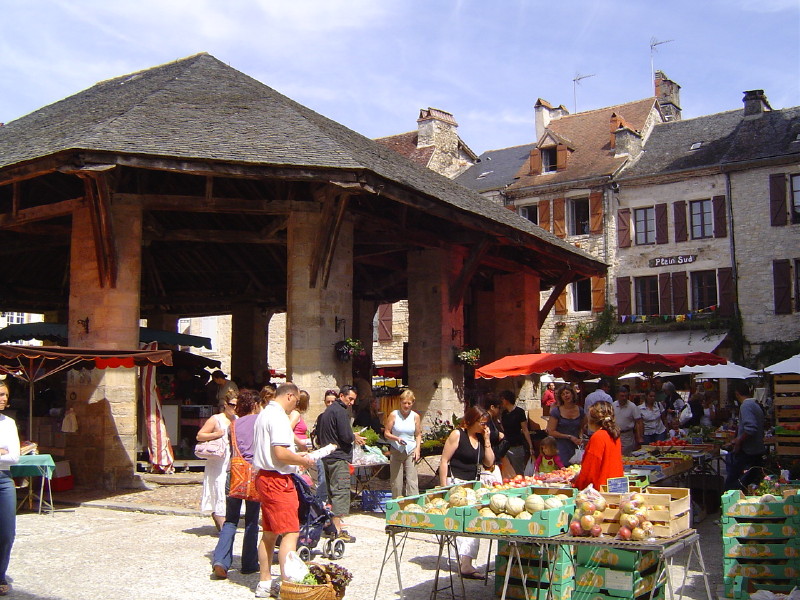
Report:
489,494,508,514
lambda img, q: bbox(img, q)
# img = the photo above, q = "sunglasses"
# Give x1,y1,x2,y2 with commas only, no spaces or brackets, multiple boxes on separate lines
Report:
226,402,237,407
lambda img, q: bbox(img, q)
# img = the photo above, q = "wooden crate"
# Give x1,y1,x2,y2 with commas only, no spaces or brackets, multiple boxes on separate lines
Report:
774,374,800,455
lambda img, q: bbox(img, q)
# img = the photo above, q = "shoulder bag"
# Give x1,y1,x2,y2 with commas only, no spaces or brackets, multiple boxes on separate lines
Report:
194,435,226,460
228,422,261,502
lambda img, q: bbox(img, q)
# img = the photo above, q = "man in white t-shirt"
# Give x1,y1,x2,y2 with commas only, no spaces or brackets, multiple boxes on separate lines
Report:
584,379,613,413
252,382,314,599
613,385,644,455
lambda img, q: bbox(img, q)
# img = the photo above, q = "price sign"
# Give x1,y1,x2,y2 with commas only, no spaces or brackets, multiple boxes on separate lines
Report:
606,476,630,494
690,437,704,445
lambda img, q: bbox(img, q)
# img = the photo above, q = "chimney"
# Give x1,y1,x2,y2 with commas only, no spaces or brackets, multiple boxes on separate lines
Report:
654,70,682,122
417,107,458,151
742,90,772,117
614,126,643,158
534,98,569,141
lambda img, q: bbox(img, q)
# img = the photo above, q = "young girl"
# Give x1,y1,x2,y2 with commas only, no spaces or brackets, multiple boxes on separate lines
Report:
534,436,564,474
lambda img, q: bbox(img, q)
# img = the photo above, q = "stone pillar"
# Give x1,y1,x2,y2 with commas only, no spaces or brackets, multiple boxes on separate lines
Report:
231,303,268,384
407,247,464,419
494,272,541,418
66,199,142,489
286,210,354,422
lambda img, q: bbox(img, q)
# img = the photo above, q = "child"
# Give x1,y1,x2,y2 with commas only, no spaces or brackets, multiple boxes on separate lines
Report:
666,417,687,440
534,436,564,474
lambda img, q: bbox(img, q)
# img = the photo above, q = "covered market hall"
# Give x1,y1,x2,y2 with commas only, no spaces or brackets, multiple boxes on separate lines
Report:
0,53,605,488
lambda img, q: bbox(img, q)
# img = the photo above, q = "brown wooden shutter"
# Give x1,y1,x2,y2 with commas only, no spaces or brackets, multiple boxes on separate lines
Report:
591,276,606,312
377,303,393,342
672,271,688,314
556,144,568,171
717,267,734,316
770,173,788,226
713,195,728,238
616,276,631,316
655,203,668,244
659,273,673,315
555,288,568,315
538,199,551,232
674,201,687,242
589,191,603,234
553,197,566,238
617,208,631,248
529,149,542,175
773,259,792,314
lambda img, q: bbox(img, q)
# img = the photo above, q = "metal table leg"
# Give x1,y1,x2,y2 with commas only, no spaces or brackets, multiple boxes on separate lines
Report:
373,530,407,600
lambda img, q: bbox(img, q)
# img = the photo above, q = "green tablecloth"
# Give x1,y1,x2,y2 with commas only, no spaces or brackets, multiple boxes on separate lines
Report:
9,454,56,479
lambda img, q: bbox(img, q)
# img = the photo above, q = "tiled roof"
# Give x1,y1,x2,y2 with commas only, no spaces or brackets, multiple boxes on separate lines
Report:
0,53,604,273
374,131,435,168
455,144,536,194
508,98,659,191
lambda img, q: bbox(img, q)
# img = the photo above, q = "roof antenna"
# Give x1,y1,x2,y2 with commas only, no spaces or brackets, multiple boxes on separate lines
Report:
573,72,596,113
649,37,674,92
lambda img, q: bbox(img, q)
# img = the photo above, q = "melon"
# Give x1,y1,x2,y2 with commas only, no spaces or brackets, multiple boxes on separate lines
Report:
544,497,564,510
506,496,526,516
516,511,532,520
525,494,546,514
489,493,508,514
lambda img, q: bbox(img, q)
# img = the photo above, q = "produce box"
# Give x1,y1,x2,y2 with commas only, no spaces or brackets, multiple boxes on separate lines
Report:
463,494,573,537
572,586,664,600
496,580,575,600
495,554,574,584
723,576,798,599
721,517,800,539
721,489,800,518
384,491,466,532
599,512,689,538
722,537,800,559
498,541,574,561
575,545,658,571
598,487,691,538
722,560,800,579
575,565,665,598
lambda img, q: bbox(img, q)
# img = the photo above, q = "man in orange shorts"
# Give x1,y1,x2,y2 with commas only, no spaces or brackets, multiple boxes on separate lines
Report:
252,382,315,598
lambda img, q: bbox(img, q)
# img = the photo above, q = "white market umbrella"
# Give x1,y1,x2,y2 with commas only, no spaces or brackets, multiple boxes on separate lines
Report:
764,353,800,375
540,374,566,384
680,361,756,379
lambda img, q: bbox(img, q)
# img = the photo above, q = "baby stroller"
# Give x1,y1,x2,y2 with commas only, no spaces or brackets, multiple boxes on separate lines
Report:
292,474,344,561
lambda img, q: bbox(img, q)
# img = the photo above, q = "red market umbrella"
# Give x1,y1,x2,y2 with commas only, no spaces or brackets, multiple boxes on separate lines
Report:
475,351,725,380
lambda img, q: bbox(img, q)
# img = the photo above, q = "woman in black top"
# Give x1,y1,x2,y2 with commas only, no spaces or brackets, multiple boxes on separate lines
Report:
500,390,533,475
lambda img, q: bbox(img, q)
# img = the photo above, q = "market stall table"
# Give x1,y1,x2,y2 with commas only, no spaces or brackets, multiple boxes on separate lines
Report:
10,453,55,514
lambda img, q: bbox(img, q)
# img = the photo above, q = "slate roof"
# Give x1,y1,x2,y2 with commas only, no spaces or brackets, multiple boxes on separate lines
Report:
0,53,603,272
455,143,537,195
618,106,800,180
374,131,435,168
508,98,659,192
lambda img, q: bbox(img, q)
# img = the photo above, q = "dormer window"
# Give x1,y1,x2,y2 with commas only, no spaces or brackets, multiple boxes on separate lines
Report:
541,147,558,172
529,143,568,175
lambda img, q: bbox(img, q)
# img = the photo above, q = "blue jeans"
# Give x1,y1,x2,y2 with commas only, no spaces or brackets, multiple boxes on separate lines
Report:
0,472,16,584
211,495,261,572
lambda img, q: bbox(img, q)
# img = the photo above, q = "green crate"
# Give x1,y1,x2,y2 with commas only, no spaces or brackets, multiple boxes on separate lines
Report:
573,585,664,600
720,516,800,538
463,502,573,537
384,491,467,532
575,565,665,598
497,540,574,562
496,580,575,600
723,576,798,598
496,553,574,585
721,489,800,518
722,537,800,559
722,559,800,579
575,545,658,571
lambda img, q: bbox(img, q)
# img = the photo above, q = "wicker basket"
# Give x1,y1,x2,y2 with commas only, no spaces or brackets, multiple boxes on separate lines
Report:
280,564,345,600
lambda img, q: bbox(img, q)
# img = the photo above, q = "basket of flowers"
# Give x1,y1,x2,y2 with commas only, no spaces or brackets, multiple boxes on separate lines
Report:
282,562,352,600
334,338,364,362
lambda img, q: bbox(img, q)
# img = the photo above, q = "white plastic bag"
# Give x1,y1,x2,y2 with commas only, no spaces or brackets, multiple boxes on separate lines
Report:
284,550,310,583
570,445,584,465
480,465,502,485
523,457,536,477
679,403,693,426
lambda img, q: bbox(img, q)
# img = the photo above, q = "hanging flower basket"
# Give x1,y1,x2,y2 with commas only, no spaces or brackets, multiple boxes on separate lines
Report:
454,347,480,367
334,338,363,363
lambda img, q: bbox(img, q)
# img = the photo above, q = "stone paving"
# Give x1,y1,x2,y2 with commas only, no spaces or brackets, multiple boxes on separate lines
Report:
7,474,725,599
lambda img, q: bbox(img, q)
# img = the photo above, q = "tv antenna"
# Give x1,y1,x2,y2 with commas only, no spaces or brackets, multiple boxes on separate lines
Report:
650,37,674,90
573,72,595,113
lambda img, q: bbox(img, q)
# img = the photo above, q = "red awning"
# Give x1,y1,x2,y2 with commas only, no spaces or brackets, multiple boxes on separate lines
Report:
475,351,725,380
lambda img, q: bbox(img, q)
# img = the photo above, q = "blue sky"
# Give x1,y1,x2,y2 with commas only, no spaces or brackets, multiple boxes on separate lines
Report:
1,0,798,154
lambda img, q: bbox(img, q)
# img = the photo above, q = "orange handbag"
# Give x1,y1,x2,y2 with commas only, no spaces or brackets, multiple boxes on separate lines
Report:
229,424,261,502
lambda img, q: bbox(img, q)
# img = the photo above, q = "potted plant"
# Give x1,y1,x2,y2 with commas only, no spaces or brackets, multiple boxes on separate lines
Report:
334,338,364,362
454,346,481,367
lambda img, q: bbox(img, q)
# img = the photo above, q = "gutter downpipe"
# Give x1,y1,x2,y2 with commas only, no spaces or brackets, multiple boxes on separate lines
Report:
725,171,742,361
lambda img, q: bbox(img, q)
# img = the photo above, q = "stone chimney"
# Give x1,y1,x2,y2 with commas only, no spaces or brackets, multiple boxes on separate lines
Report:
417,108,459,153
655,70,682,122
534,98,569,141
614,125,643,158
742,90,772,117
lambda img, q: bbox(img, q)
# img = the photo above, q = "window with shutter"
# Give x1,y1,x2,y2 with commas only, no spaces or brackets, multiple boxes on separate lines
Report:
713,196,727,238
529,149,542,175
553,198,566,238
569,198,589,235
655,203,668,244
690,199,712,239
542,147,558,173
635,207,656,245
556,144,568,171
691,270,717,311
555,288,568,315
770,173,788,226
377,303,393,342
572,279,592,312
616,276,631,316
795,259,800,312
538,200,551,232
773,259,792,314
659,273,672,315
617,209,631,248
591,276,606,313
635,276,659,314
672,271,688,314
589,191,603,234
674,201,688,242
717,267,734,316
792,175,800,224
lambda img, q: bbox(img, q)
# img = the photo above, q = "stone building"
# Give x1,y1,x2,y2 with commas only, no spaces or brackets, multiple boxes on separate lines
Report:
0,54,604,486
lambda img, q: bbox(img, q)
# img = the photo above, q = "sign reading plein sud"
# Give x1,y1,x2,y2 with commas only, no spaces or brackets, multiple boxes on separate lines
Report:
648,255,697,268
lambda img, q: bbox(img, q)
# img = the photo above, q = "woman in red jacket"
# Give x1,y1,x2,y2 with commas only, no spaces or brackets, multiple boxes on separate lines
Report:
572,401,623,491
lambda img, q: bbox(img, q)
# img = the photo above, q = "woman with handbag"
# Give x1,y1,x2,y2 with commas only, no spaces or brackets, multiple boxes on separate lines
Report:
197,389,237,531
211,389,262,579
0,381,20,597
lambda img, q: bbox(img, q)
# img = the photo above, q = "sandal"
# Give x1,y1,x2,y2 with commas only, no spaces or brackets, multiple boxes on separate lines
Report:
460,571,486,580
0,582,10,596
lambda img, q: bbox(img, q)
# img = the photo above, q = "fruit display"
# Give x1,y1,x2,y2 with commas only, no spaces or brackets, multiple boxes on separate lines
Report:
649,438,689,447
490,465,581,489
568,486,608,538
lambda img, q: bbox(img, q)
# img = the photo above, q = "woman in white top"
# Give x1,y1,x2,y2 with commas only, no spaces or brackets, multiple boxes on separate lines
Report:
384,389,421,498
641,390,668,444
0,381,20,596
197,389,237,531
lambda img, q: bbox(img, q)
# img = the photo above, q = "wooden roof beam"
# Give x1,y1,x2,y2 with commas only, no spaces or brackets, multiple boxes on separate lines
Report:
539,270,575,325
450,238,490,310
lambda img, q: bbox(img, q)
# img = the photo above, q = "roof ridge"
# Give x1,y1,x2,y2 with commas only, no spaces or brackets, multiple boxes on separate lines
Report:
562,97,655,119
93,53,210,88
374,130,416,140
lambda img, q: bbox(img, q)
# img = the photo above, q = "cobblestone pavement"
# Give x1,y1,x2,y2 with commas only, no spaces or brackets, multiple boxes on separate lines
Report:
7,470,724,599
